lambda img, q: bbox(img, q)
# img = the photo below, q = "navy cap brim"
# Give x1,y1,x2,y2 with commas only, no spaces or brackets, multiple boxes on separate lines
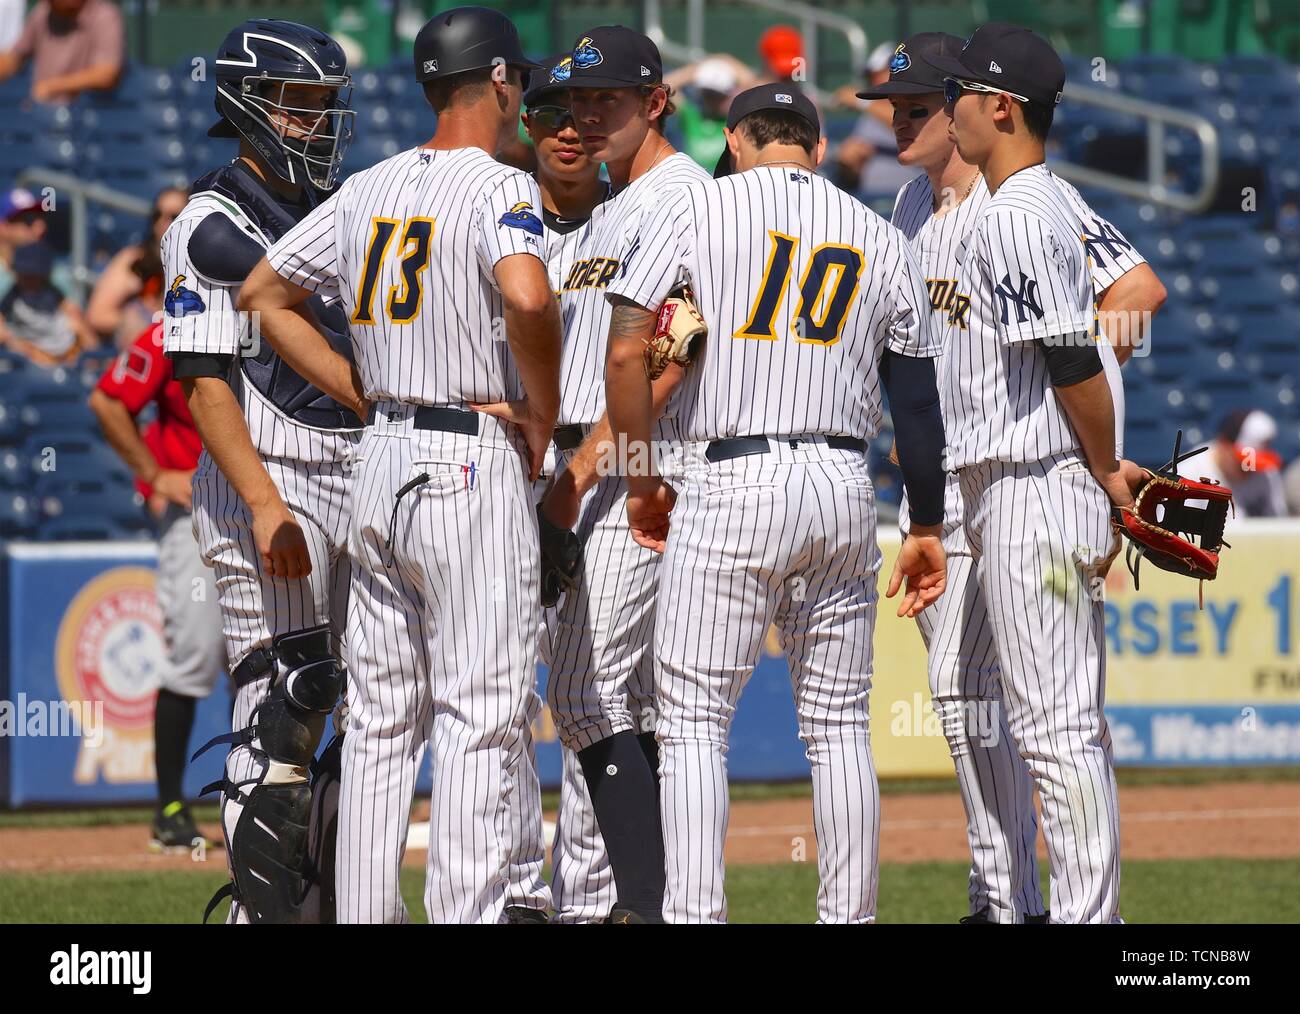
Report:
713,146,734,178
856,79,945,100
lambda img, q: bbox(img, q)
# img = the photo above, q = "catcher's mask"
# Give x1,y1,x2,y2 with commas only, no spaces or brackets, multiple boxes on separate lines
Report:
211,20,355,194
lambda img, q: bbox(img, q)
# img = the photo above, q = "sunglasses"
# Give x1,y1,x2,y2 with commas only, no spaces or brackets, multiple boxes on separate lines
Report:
528,105,575,131
943,77,1029,105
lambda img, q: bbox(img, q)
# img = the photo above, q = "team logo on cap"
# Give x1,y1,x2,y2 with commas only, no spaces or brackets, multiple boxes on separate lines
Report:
775,93,793,103
499,201,543,237
549,56,572,83
890,44,910,74
424,59,438,74
164,275,205,318
573,36,604,69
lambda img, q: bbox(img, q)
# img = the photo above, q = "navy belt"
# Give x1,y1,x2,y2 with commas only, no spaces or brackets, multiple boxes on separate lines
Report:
553,424,585,452
704,434,867,463
366,404,480,436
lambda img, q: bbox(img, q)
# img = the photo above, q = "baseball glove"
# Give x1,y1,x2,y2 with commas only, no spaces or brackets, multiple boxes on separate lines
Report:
645,284,706,380
1110,431,1234,595
537,505,582,609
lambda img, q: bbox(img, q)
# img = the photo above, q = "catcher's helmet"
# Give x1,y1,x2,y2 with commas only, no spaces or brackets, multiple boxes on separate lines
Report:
211,19,355,193
413,5,540,83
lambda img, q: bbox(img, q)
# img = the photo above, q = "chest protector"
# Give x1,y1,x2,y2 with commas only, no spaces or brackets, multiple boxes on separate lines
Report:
189,162,361,431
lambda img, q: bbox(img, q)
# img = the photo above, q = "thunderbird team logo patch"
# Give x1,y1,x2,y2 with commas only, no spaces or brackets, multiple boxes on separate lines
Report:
573,36,603,69
890,44,910,74
164,275,205,318
499,202,543,236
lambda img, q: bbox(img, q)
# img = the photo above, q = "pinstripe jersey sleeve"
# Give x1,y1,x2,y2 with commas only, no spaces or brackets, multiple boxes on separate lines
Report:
266,185,345,302
602,188,691,311
476,171,546,284
979,209,1093,343
882,227,941,358
1051,175,1148,292
160,206,247,356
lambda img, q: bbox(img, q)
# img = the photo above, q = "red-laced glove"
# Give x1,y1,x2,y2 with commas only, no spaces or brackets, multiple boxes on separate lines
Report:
1111,431,1234,595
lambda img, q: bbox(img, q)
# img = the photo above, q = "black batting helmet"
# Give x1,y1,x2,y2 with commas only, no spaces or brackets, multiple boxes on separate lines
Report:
413,5,540,83
211,19,354,194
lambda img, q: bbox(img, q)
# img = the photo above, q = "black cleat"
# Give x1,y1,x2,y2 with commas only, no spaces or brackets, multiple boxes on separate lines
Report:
1024,911,1050,924
504,906,550,924
149,801,208,854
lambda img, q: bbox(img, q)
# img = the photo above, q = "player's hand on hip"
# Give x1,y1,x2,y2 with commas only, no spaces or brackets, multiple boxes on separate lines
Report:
1093,458,1146,510
625,476,675,554
471,397,553,483
152,468,194,510
887,525,947,618
252,501,312,580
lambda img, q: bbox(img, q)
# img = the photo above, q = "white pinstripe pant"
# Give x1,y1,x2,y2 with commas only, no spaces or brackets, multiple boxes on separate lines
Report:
338,406,543,924
915,552,1045,923
191,451,354,924
959,452,1122,924
655,441,882,924
543,442,661,922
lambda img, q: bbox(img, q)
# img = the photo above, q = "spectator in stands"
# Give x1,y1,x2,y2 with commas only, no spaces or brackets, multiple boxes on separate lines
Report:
757,25,805,85
1179,409,1288,518
831,42,915,197
0,186,73,300
665,57,749,170
0,240,96,365
0,0,124,105
87,186,187,347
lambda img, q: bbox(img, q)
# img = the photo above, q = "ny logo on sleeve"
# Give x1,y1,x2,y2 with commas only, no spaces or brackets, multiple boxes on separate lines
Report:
1081,219,1132,268
994,271,1044,325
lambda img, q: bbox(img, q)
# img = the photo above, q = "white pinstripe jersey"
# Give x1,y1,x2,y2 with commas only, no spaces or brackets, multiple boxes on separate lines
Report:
543,204,605,297
266,146,546,406
161,193,359,465
892,169,1147,544
937,163,1101,469
607,166,940,443
557,153,709,426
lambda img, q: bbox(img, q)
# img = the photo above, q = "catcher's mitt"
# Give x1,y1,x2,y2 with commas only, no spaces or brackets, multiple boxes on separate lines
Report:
645,284,706,380
537,505,582,609
1110,431,1234,596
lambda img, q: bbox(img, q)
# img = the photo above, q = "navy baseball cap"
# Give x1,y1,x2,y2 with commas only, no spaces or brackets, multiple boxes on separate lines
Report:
856,34,964,99
713,83,820,178
552,26,662,90
524,53,573,106
925,21,1066,107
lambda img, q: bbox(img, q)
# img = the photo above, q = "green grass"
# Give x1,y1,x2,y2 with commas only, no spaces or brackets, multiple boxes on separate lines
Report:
3,858,1296,924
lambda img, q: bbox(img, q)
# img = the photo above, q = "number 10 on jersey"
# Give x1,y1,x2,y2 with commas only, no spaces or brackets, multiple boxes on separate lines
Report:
735,231,864,346
352,217,437,326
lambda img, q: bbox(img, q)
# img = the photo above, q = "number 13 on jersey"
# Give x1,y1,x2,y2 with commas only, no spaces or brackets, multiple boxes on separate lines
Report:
735,231,864,346
351,216,436,326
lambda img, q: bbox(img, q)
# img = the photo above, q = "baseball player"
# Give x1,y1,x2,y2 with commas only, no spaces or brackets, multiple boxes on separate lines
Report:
518,55,621,924
161,19,360,923
88,321,226,853
864,31,1166,923
238,7,562,924
924,22,1148,923
605,83,949,923
480,25,711,923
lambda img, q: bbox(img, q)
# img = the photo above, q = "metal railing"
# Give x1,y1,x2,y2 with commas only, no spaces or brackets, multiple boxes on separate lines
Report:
1049,85,1221,213
643,0,868,105
15,170,151,305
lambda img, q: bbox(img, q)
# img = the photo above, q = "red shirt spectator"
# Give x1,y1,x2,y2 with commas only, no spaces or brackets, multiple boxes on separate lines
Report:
95,322,201,499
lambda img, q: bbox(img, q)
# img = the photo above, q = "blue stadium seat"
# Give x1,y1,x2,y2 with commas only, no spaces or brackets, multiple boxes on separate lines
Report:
0,493,36,539
0,406,22,447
